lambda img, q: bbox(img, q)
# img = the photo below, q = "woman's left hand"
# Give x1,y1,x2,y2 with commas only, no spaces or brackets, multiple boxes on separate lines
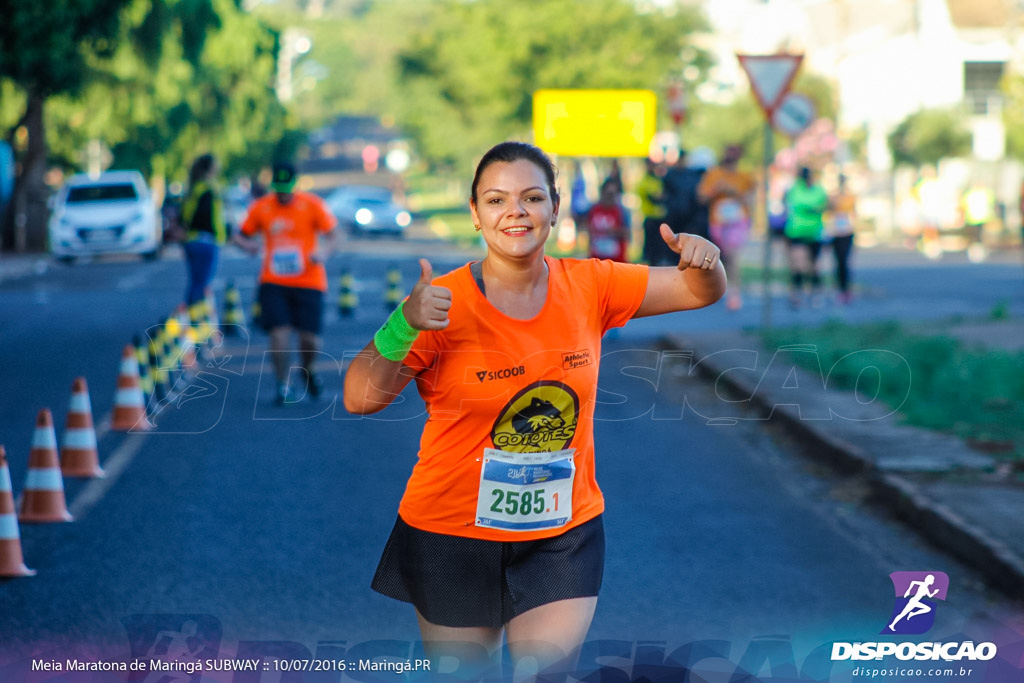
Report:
659,224,721,271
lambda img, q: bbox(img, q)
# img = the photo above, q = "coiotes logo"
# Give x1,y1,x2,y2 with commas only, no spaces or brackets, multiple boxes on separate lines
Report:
491,381,578,453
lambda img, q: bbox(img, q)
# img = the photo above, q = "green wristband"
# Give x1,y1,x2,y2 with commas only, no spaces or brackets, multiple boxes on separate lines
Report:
373,301,420,361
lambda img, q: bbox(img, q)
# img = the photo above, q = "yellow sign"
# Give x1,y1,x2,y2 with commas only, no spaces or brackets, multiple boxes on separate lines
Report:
532,89,657,157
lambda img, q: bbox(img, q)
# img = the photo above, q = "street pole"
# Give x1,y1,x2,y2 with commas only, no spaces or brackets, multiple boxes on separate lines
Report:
761,120,774,329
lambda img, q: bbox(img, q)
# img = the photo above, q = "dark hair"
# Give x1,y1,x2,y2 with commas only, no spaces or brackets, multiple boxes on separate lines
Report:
188,154,216,187
471,141,559,203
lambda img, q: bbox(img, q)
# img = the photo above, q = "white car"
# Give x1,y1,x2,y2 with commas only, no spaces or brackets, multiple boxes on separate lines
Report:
49,170,162,262
326,185,412,237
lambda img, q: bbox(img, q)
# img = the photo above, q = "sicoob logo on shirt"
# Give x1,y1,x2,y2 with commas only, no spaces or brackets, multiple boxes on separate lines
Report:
491,381,579,453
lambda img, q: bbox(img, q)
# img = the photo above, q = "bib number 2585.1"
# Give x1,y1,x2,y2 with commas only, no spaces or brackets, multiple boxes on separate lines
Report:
475,448,575,532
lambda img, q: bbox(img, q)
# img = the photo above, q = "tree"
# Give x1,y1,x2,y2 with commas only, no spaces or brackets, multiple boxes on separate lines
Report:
1,0,289,252
1001,70,1024,160
684,69,838,167
887,107,971,168
0,0,133,251
60,0,292,186
390,0,708,171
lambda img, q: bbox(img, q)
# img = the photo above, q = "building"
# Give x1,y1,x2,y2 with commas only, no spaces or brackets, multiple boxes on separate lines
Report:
699,0,1022,239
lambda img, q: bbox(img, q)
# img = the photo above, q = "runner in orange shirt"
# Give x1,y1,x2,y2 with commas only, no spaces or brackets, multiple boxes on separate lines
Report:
343,142,726,678
234,162,338,404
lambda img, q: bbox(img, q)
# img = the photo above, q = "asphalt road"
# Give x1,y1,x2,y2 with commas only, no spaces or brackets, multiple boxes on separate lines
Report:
0,236,1020,681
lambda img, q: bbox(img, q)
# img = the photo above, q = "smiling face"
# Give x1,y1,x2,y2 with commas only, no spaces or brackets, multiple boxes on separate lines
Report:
470,159,559,262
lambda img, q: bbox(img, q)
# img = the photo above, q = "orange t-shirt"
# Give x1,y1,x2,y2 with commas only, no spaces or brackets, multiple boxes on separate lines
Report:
398,256,649,541
698,166,755,226
240,192,336,291
828,192,857,237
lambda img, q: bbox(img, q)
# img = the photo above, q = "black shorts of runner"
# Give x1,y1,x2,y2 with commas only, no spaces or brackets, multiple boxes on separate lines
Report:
258,283,324,334
371,515,605,629
787,237,823,260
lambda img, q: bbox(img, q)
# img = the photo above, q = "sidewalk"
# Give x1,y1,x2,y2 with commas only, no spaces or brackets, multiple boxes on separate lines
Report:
0,253,49,284
669,318,1024,597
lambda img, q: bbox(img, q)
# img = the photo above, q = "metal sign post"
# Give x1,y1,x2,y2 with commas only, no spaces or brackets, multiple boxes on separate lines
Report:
761,122,775,329
737,53,804,328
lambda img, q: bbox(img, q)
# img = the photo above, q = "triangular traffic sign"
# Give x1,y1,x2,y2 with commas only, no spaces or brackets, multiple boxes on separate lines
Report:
737,54,803,116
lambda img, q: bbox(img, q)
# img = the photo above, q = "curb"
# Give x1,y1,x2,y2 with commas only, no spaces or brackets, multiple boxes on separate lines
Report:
876,473,1024,597
0,256,48,284
671,332,1024,598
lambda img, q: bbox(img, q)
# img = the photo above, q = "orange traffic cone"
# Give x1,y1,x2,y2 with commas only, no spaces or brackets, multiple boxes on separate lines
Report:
19,409,73,523
0,446,36,577
60,377,104,478
112,344,152,431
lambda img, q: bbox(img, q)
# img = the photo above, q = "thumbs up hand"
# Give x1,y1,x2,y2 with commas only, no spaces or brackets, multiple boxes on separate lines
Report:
659,224,720,270
404,258,452,330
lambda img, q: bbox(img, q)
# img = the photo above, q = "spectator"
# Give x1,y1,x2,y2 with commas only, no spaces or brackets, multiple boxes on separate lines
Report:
827,174,857,304
570,161,591,229
784,166,829,308
636,157,668,265
662,148,711,243
180,154,226,306
962,183,994,251
697,144,755,311
582,178,630,263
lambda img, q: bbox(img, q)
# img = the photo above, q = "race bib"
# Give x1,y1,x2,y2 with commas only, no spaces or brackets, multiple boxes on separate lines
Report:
714,198,746,224
832,214,853,233
475,448,575,532
270,247,303,277
592,237,621,258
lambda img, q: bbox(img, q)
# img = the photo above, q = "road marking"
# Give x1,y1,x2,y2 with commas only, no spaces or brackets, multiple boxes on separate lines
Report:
68,432,148,520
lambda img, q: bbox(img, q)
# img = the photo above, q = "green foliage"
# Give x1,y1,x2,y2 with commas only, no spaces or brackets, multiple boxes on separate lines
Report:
990,300,1010,320
0,81,25,132
887,107,972,168
40,0,290,183
763,321,1024,458
0,0,130,96
683,69,838,167
1001,71,1024,160
389,0,707,170
792,71,838,123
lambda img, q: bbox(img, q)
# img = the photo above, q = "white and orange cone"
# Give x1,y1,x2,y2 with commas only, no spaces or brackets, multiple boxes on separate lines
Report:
19,409,73,523
0,446,36,577
60,377,105,478
112,344,153,431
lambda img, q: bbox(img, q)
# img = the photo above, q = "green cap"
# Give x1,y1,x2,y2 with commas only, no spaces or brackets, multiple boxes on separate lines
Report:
271,162,297,193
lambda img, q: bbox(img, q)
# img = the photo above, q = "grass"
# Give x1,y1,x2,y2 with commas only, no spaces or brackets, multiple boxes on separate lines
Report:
762,319,1024,463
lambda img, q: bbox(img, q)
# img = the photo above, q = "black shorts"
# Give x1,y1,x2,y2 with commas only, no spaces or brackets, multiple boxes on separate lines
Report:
258,283,324,334
787,237,824,260
371,515,605,628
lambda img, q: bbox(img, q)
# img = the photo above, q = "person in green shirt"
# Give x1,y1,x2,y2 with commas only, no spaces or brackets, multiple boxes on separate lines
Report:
784,166,829,307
